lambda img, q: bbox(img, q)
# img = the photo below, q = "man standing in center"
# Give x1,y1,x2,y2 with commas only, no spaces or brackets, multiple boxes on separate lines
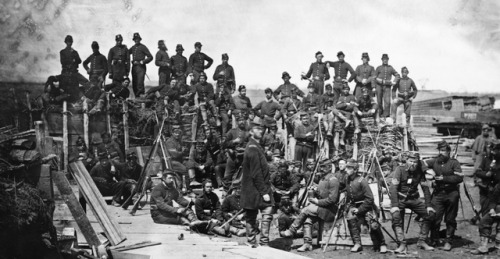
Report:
189,42,213,84
326,51,356,97
241,121,274,247
212,53,235,94
129,32,153,96
375,54,399,120
303,51,330,95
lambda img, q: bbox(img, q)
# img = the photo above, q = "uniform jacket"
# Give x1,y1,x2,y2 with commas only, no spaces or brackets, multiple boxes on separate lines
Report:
107,44,130,77
240,138,274,209
326,60,356,82
214,92,234,111
294,122,315,144
90,162,123,184
334,169,348,192
165,137,184,162
83,52,108,78
188,52,213,73
375,64,399,85
213,64,235,84
336,94,357,112
357,95,378,112
355,63,375,83
315,172,340,222
150,181,189,217
475,156,500,191
232,95,253,113
60,47,82,73
424,156,463,192
303,93,321,109
221,193,243,226
191,82,215,102
305,62,330,81
282,98,303,116
155,49,171,73
195,191,223,221
392,77,417,99
224,127,249,149
270,171,300,193
129,43,153,64
170,54,188,78
254,99,281,119
320,93,338,112
274,83,304,100
346,174,374,216
389,162,431,208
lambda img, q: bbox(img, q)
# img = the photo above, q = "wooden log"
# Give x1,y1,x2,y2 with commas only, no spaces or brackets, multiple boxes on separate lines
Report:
110,241,161,252
106,92,112,135
37,164,54,200
63,101,69,172
123,101,129,150
35,121,45,154
25,91,32,129
136,147,144,166
52,170,102,247
10,88,19,129
83,99,89,148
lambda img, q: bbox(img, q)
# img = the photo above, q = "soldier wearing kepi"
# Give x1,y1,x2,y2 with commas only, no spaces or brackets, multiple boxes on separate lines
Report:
345,159,387,253
189,42,213,83
214,84,234,135
354,87,379,129
129,32,153,96
274,72,304,104
60,35,89,85
303,51,330,95
471,140,500,255
212,53,235,94
326,51,357,96
280,159,340,252
424,140,463,251
155,40,171,86
190,72,217,124
320,84,338,137
170,44,189,84
240,121,274,247
294,113,316,167
83,41,108,85
281,89,303,136
108,34,130,85
354,52,376,99
391,66,418,125
389,152,435,253
253,88,281,134
375,54,400,120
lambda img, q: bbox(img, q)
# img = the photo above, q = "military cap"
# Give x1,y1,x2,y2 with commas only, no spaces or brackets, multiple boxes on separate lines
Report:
401,66,408,72
97,151,108,160
407,151,420,159
176,44,184,51
308,83,315,89
325,84,332,90
91,41,99,49
115,34,123,41
264,87,273,94
269,123,278,130
65,35,73,43
222,53,229,60
194,42,202,47
342,84,350,90
437,140,451,150
315,51,323,57
337,51,345,57
238,85,246,91
133,32,142,41
199,72,207,78
282,71,291,79
490,139,500,150
160,169,178,178
346,158,358,169
381,53,389,60
320,158,331,167
158,40,166,49
278,161,288,168
482,124,491,130
361,52,370,61
250,121,263,129
126,152,137,160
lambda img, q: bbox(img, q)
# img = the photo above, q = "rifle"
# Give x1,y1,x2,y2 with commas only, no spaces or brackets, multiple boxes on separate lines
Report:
122,116,166,211
297,150,325,208
219,209,245,229
322,196,346,252
452,128,464,159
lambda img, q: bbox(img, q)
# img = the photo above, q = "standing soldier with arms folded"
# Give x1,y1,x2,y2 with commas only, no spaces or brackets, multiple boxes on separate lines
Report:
129,32,153,97
108,34,130,85
326,51,356,96
155,40,171,86
375,54,400,121
170,44,188,84
189,42,213,84
302,51,330,95
391,66,417,125
354,52,375,99
213,53,235,94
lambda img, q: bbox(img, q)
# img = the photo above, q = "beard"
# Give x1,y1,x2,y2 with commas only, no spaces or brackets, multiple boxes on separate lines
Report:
437,154,449,163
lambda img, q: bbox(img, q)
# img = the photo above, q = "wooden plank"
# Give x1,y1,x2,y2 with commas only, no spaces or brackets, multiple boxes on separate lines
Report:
83,99,89,148
109,250,151,259
111,241,162,252
52,170,102,247
37,164,54,200
123,101,129,150
63,101,68,172
69,161,126,245
106,92,112,135
35,121,44,154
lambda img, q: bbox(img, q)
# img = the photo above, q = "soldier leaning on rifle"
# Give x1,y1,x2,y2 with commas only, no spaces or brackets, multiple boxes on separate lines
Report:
423,140,463,251
128,32,153,96
194,179,229,236
221,183,247,237
253,88,281,135
389,152,435,253
213,53,235,94
83,41,108,86
320,84,338,137
232,85,253,120
345,158,388,253
375,53,400,120
281,88,303,136
294,113,316,168
214,85,234,135
150,170,206,228
391,66,417,125
326,51,357,97
185,141,213,187
354,52,376,99
281,159,340,252
188,42,213,83
108,34,130,85
303,51,330,95
190,72,217,124
354,87,380,129
155,40,171,86
471,140,500,255
270,161,300,204
240,121,275,247
274,71,304,104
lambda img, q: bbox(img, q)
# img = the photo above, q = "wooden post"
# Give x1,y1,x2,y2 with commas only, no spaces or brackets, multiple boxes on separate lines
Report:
402,113,408,151
135,146,144,166
106,92,112,135
25,91,32,129
83,99,89,148
35,121,45,154
123,101,129,150
10,88,19,129
63,101,69,172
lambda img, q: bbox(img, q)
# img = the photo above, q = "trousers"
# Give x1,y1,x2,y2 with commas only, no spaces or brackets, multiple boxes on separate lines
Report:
430,190,459,243
132,64,146,96
375,83,392,118
245,206,274,245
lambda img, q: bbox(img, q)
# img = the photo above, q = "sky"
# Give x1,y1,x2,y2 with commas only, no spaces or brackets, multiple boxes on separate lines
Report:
1,0,499,92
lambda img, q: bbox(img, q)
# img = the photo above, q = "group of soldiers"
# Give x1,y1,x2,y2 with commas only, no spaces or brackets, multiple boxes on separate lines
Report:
46,32,500,255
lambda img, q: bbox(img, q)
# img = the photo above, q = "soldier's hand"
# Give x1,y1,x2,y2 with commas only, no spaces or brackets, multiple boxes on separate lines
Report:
392,98,398,104
357,111,363,116
233,137,241,143
263,194,271,202
426,207,436,214
177,208,186,214
434,175,444,181
390,207,400,214
486,171,492,177
351,208,359,215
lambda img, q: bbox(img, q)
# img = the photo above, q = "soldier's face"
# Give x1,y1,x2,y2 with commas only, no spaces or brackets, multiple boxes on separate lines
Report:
204,182,213,193
407,158,418,171
342,89,349,95
116,39,122,46
100,158,110,168
127,158,137,168
283,76,290,83
338,160,346,170
134,39,141,45
66,41,73,48
326,89,332,94
338,55,345,62
316,54,323,62
239,89,246,97
382,58,389,65
346,166,355,175
164,174,174,184
222,58,228,64
200,76,206,83
278,167,287,174
170,80,177,88
159,43,166,50
237,119,246,128
195,46,201,52
92,47,98,54
438,147,450,158
172,131,181,139
265,92,272,99
308,87,314,93
402,69,409,78
306,163,314,170
250,127,263,139
362,57,368,63
301,117,309,125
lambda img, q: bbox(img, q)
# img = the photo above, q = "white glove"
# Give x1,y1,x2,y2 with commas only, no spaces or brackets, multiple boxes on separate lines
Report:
390,207,400,214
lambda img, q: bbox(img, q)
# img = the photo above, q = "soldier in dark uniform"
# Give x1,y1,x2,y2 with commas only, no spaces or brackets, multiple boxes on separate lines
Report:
282,88,303,136
194,180,228,236
271,162,300,204
221,184,247,237
375,54,400,119
354,87,380,130
155,40,171,86
42,75,71,107
60,35,89,86
223,116,249,188
302,84,321,113
294,113,316,167
89,152,129,206
391,66,418,124
185,141,213,187
214,85,234,135
107,34,130,85
190,72,217,124
281,159,340,252
170,44,188,84
150,170,206,228
128,32,153,96
345,159,387,253
303,51,330,95
389,152,435,253
188,42,213,83
471,140,500,255
105,76,130,100
326,51,356,97
165,126,189,184
354,52,376,99
332,85,356,153
320,84,338,137
83,41,108,85
274,71,304,104
232,85,253,120
334,159,348,191
100,132,125,162
253,88,281,134
212,53,235,94
424,141,463,251
240,121,274,247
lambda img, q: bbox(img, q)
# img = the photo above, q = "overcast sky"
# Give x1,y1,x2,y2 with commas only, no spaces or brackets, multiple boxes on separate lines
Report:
1,0,499,92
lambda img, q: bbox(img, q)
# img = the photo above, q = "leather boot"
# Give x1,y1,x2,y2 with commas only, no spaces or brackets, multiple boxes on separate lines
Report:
301,223,313,248
188,169,201,187
280,212,308,237
417,221,434,251
348,219,363,252
471,236,489,255
394,226,406,253
259,220,271,246
297,243,313,252
394,243,407,254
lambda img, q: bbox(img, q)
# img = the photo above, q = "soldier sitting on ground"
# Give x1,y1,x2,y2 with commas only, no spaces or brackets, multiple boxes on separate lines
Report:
271,161,300,204
194,180,229,236
221,183,246,237
277,197,303,237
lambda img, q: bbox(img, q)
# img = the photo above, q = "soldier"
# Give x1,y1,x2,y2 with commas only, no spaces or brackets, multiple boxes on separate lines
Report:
391,67,417,125
214,85,234,135
471,140,500,255
354,52,376,99
170,44,189,84
128,32,153,96
83,41,108,85
354,87,380,130
83,81,106,115
282,89,303,136
240,121,274,247
190,72,217,124
271,162,300,204
375,54,400,120
232,85,253,120
188,42,213,83
277,198,302,237
471,124,497,172
389,152,435,253
302,84,321,113
185,141,213,187
60,35,89,85
274,71,304,104
260,124,279,154
326,51,357,96
253,88,281,134
344,159,387,253
194,180,228,236
100,132,125,162
42,75,70,107
108,34,130,85
105,76,130,100
165,125,189,184
280,159,340,252
334,159,348,192
303,51,330,95
223,116,249,187
89,152,129,206
119,152,142,182
150,170,206,228
320,84,338,137
424,140,463,251
155,40,171,86
221,184,247,237
294,113,316,167
212,53,235,94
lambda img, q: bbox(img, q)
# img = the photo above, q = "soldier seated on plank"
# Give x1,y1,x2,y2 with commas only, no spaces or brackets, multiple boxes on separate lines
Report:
270,161,300,204
194,179,230,236
354,87,379,129
221,183,246,237
185,141,213,187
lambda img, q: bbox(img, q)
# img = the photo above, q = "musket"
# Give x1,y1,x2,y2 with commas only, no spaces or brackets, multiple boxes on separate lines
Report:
323,196,346,252
219,209,245,229
298,150,325,208
452,128,464,159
